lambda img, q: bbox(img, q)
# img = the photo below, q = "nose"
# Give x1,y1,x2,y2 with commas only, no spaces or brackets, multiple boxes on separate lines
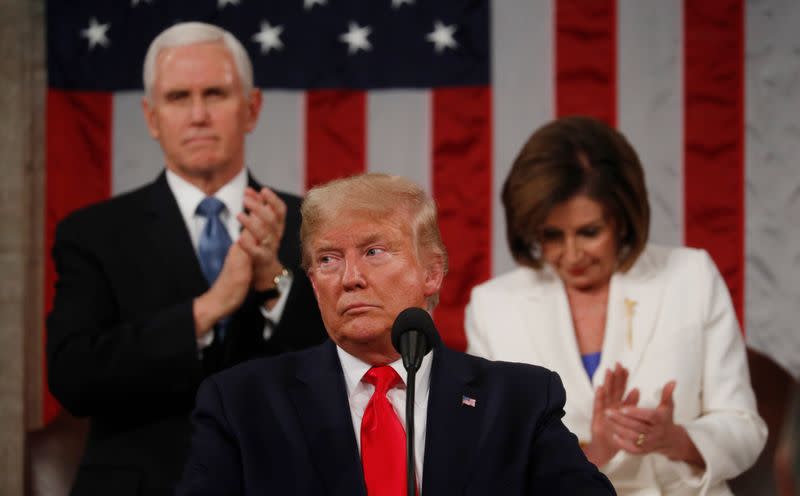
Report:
341,256,366,291
189,96,210,124
563,235,583,264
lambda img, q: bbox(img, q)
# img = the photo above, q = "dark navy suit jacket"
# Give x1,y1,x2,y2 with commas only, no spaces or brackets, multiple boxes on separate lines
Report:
177,340,616,495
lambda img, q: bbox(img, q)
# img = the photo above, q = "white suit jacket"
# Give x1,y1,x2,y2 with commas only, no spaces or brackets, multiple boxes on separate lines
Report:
466,245,766,496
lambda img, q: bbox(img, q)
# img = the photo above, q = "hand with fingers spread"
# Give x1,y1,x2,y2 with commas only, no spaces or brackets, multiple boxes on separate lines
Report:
606,380,706,468
584,362,640,467
237,186,288,293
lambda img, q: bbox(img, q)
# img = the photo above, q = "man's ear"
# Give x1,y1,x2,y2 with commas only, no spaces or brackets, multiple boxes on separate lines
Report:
141,96,160,140
423,258,445,299
244,88,263,134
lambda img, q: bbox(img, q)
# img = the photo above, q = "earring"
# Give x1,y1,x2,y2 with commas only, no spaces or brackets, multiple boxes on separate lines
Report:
529,242,542,260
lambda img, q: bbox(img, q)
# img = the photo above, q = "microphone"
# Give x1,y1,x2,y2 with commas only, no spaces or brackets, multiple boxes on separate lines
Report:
391,307,438,373
391,307,439,496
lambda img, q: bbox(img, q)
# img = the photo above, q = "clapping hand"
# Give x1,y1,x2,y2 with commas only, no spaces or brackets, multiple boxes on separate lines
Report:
605,380,679,455
237,186,287,292
585,363,640,466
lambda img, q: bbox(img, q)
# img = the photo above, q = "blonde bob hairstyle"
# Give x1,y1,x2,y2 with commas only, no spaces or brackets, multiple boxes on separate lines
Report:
300,173,449,309
503,116,650,272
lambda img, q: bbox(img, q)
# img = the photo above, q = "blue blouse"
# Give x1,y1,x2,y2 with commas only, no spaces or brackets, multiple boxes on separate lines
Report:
581,351,602,380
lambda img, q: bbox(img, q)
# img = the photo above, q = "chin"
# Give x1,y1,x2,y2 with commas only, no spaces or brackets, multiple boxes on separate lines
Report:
337,319,390,343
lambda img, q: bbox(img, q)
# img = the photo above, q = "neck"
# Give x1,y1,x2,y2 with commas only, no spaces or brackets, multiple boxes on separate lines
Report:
565,282,610,302
340,341,401,367
169,163,244,196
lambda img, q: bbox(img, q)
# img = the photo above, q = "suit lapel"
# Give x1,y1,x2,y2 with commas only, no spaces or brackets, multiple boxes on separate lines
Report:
421,346,487,495
139,173,208,298
289,342,366,496
519,270,596,408
597,254,665,382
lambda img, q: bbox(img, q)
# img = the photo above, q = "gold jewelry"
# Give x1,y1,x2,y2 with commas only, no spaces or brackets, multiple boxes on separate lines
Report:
260,234,272,247
624,298,637,348
636,433,645,447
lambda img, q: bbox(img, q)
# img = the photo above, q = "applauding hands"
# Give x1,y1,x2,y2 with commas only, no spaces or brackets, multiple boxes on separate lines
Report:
584,364,705,469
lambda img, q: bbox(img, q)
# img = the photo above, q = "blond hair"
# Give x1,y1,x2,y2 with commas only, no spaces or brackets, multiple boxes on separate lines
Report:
301,173,448,308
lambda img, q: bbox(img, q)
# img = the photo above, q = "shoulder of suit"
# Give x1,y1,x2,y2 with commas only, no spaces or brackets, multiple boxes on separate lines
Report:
471,266,550,296
445,346,555,383
210,341,327,388
55,181,158,234
626,243,713,281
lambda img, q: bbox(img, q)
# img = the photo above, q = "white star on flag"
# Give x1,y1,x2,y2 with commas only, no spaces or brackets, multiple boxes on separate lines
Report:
80,17,110,50
391,0,414,8
218,0,240,8
339,22,372,54
426,21,458,53
304,0,327,10
252,21,284,54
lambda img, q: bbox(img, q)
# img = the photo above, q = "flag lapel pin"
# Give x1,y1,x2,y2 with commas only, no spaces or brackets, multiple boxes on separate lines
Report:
461,395,476,408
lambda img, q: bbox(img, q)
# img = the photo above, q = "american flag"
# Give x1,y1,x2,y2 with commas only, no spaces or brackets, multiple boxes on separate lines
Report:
45,0,800,423
461,395,477,408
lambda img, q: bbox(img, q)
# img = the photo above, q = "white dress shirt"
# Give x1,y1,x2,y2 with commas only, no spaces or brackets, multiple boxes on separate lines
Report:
336,346,432,490
165,169,292,345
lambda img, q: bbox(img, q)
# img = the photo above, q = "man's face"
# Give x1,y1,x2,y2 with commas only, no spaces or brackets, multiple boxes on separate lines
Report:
307,211,443,363
142,41,261,182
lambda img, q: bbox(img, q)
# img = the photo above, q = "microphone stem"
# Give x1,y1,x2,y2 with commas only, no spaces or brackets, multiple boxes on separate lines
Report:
406,368,416,496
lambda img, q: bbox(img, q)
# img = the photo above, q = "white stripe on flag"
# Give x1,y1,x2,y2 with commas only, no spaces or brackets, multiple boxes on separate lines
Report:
491,0,555,276
247,90,305,195
367,90,431,194
617,0,684,247
113,91,165,195
745,0,800,379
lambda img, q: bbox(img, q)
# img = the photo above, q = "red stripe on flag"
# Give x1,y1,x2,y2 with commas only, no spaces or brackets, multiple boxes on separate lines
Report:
432,87,492,351
555,0,617,126
44,89,113,422
683,0,745,327
555,0,617,125
305,90,366,190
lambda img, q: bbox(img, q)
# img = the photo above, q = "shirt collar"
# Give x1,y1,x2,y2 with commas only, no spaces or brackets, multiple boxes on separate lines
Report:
165,167,247,222
336,344,433,407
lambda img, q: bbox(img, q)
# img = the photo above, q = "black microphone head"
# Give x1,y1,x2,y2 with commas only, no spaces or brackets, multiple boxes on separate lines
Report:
391,307,439,354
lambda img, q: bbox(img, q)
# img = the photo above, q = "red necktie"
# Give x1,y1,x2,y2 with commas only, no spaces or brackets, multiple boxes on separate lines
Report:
361,366,408,496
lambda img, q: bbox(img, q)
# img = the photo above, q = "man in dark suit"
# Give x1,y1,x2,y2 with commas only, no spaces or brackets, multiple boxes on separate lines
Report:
46,22,326,496
177,173,615,495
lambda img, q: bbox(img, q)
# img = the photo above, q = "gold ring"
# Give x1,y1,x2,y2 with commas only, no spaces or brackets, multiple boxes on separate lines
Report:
636,433,646,447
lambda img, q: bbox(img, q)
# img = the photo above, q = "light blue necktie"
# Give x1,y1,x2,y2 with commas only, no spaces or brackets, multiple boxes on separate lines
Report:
196,197,232,340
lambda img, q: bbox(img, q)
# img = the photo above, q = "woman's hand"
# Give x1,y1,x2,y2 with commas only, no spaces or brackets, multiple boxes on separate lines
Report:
605,380,706,468
583,363,639,467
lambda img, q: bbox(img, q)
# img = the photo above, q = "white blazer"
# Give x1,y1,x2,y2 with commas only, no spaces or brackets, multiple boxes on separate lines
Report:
466,244,767,496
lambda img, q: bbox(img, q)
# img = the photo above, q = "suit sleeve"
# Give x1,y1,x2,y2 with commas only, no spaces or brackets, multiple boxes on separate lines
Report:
526,371,616,494
176,377,244,496
46,218,202,417
678,251,768,490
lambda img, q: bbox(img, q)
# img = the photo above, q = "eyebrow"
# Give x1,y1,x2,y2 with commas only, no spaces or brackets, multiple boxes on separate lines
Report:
313,233,388,254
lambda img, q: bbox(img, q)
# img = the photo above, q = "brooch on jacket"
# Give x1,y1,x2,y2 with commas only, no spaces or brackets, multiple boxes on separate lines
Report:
624,298,637,348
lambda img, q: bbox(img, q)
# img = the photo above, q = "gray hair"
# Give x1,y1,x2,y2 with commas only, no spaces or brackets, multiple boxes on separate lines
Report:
142,22,254,99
